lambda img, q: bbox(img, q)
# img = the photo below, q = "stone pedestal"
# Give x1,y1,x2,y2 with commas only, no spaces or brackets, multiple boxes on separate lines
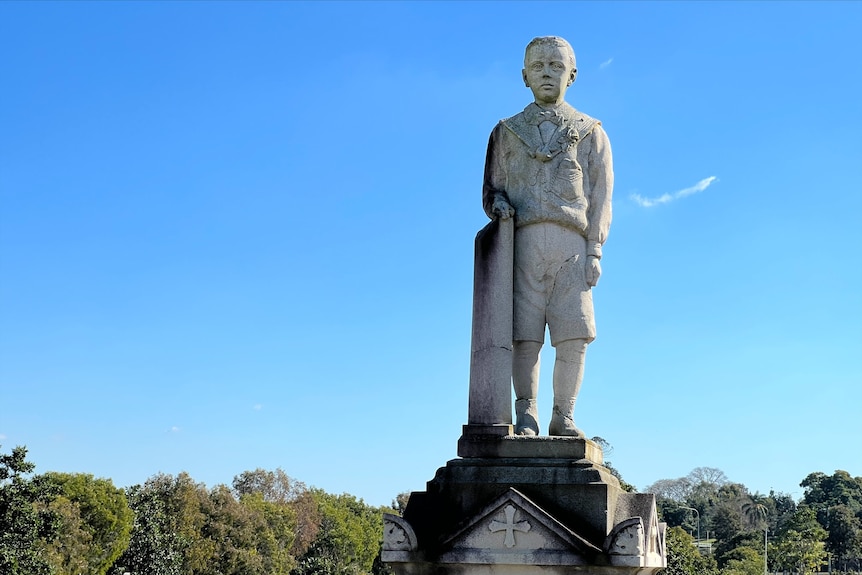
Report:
383,435,666,574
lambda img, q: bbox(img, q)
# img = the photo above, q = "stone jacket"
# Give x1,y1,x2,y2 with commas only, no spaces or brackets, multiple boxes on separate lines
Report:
483,102,613,256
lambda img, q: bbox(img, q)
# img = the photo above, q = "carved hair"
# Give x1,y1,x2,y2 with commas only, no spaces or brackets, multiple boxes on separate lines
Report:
524,36,576,69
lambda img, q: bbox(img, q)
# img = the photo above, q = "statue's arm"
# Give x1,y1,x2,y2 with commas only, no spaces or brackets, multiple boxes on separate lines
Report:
585,125,614,287
482,124,515,220
586,125,614,256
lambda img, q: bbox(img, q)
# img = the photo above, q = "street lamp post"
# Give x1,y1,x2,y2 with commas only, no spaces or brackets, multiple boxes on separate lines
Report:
679,506,700,547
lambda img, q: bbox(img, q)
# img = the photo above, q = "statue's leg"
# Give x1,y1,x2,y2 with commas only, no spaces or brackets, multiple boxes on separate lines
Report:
512,339,542,436
549,338,588,437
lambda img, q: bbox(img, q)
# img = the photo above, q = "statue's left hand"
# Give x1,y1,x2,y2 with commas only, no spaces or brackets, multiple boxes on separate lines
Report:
586,256,601,287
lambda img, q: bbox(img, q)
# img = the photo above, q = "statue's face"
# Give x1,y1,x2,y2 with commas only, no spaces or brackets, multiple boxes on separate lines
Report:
522,44,576,106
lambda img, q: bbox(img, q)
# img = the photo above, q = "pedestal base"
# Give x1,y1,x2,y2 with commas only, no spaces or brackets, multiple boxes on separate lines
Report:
458,426,605,461
383,437,666,574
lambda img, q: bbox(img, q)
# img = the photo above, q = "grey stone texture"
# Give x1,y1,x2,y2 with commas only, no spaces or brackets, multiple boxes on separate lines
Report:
384,439,666,574
468,217,514,428
458,427,604,461
480,36,614,438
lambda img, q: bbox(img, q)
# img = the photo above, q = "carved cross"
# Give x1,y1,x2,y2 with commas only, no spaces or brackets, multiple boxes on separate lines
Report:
488,504,531,548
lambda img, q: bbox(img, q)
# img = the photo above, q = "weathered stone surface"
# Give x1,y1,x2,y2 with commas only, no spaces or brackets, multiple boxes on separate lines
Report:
458,430,604,463
468,217,514,427
413,458,621,547
479,36,614,437
439,488,598,565
384,456,666,574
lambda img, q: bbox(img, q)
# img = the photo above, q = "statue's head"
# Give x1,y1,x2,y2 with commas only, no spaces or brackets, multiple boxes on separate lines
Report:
522,36,577,106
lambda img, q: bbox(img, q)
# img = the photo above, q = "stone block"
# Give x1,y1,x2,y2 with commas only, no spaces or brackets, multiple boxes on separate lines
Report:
458,432,604,463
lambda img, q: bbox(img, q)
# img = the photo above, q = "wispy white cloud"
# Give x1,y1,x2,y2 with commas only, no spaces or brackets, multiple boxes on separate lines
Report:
630,176,717,207
168,426,181,433
0,434,6,441
599,57,614,70
253,403,263,411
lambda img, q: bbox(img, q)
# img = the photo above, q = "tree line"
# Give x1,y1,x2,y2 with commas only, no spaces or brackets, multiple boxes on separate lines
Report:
1,445,391,575
2,445,860,575
649,466,862,575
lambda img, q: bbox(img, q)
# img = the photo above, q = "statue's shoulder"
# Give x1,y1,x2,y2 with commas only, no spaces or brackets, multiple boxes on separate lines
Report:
496,108,532,148
560,104,602,139
499,110,528,134
501,108,528,125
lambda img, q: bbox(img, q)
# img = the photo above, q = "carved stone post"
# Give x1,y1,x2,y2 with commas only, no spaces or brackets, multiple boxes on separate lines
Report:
466,217,514,433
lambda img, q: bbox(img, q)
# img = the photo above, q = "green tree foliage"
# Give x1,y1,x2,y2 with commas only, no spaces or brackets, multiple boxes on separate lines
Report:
292,490,384,575
390,492,410,517
772,505,827,574
239,492,297,573
128,472,300,575
0,445,59,575
114,470,303,575
710,504,744,555
714,531,761,569
233,467,301,503
722,545,764,575
740,494,768,530
646,468,820,573
801,470,862,513
109,476,185,575
648,467,739,546
232,467,318,557
37,495,91,575
197,484,281,574
39,472,134,575
824,504,862,571
801,469,862,569
764,489,797,534
660,526,718,575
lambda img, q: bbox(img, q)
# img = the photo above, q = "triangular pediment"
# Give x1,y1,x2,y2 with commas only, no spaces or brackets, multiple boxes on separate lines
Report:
439,488,600,566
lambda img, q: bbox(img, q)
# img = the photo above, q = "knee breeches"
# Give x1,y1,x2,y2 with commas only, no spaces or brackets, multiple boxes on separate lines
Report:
513,223,596,346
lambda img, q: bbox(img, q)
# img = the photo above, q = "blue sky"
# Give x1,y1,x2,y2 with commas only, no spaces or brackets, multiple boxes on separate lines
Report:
1,1,860,507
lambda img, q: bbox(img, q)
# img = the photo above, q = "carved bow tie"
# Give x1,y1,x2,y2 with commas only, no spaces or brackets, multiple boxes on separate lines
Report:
534,110,562,126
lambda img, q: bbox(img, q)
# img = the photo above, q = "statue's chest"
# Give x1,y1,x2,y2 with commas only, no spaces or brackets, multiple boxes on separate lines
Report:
512,148,581,191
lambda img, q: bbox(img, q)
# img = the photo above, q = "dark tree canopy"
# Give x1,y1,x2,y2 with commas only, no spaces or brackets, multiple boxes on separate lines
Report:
0,445,59,575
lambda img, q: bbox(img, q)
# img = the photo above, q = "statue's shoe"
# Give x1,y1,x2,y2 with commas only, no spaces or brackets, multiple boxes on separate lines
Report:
548,406,584,438
514,398,539,436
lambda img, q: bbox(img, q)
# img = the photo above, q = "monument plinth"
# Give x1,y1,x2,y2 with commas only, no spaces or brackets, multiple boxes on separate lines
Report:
385,436,666,574
384,36,666,574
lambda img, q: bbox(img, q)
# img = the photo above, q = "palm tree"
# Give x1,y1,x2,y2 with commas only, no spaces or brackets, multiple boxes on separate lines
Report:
741,495,769,531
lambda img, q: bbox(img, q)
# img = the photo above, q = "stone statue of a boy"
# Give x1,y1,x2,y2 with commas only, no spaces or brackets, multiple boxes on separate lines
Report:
482,36,613,437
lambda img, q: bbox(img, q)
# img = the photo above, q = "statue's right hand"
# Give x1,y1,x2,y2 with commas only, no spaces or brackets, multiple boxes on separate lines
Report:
491,198,515,220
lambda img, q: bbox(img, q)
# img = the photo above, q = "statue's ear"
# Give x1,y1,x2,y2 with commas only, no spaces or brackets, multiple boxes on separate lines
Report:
522,69,529,87
568,68,578,86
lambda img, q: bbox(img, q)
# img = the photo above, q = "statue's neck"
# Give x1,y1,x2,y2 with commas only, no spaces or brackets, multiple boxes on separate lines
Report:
534,101,567,111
